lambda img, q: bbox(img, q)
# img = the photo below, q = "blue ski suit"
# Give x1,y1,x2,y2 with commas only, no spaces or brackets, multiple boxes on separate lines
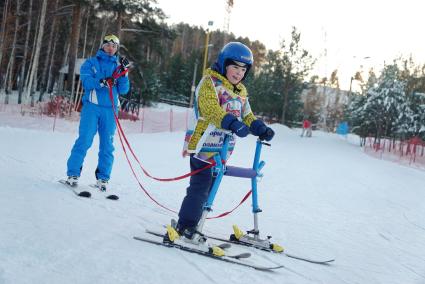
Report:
66,49,130,181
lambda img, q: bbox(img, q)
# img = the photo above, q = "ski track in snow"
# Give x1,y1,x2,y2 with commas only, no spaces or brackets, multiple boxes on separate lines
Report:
178,250,219,283
402,264,425,280
255,252,317,282
403,212,425,232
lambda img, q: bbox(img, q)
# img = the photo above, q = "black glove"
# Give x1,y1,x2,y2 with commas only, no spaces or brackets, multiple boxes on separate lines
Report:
221,113,249,138
120,57,131,69
99,77,116,88
250,119,275,141
259,127,275,141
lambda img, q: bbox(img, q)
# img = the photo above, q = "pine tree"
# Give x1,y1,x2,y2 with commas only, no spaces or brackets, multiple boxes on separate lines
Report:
409,92,425,139
360,63,411,140
278,27,315,124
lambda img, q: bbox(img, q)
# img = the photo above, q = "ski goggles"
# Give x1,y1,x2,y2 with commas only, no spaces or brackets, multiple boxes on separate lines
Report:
103,35,120,46
229,60,247,67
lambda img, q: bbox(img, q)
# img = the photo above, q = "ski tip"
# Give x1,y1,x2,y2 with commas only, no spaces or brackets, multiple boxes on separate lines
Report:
309,259,335,265
232,252,251,259
254,265,285,271
268,265,286,270
77,191,91,198
285,253,335,264
106,194,119,200
218,243,231,250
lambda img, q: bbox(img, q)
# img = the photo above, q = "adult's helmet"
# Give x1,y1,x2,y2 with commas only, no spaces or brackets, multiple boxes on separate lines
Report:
216,42,253,80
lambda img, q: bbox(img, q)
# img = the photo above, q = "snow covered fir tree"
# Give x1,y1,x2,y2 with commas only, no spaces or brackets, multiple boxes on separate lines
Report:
347,61,425,142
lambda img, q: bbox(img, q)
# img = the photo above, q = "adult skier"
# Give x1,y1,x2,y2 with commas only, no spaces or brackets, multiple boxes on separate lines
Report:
65,34,130,192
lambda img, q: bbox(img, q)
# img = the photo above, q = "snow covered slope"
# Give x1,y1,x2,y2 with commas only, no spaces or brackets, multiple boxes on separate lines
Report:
1,118,424,284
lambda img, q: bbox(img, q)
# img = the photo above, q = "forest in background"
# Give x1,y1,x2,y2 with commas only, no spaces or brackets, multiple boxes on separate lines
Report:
0,0,424,139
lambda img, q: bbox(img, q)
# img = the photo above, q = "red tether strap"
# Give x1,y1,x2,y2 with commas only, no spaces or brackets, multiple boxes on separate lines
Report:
110,67,215,181
115,113,177,213
107,67,252,218
207,190,252,219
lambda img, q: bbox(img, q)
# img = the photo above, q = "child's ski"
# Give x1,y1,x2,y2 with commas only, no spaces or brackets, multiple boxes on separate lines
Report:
133,235,284,271
205,234,335,265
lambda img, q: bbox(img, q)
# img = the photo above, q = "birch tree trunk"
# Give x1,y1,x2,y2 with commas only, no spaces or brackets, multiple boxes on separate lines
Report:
66,1,82,110
18,0,32,104
26,0,47,106
89,24,99,56
99,17,108,48
57,40,70,93
0,0,11,77
39,0,59,102
74,6,90,110
4,0,21,104
46,31,58,95
116,9,122,39
81,7,89,58
24,6,40,97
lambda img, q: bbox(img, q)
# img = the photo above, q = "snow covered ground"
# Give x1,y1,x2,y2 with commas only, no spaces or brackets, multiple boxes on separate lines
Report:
1,112,425,284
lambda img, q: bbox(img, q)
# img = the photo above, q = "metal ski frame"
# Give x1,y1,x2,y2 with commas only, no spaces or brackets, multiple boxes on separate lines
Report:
196,133,271,247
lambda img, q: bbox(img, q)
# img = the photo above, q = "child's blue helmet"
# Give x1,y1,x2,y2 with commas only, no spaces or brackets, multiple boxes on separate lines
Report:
216,42,253,80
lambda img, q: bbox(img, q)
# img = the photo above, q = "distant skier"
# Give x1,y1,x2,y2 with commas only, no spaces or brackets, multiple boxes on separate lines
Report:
301,118,312,137
165,42,275,245
65,34,130,191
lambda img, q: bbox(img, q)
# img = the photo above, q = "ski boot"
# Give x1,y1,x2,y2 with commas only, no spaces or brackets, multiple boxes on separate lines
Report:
180,227,224,256
163,221,224,256
95,179,119,200
96,179,108,191
163,222,204,245
66,176,79,187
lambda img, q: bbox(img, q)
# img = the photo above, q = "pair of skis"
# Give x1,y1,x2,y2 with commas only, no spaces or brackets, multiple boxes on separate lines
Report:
135,230,283,271
58,179,119,200
134,229,334,271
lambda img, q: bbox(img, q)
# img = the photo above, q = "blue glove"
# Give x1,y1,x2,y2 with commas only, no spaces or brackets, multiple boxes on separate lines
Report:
250,119,275,141
221,113,249,138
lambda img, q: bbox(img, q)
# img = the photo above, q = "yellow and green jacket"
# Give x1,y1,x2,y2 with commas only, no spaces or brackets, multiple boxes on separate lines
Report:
183,69,257,161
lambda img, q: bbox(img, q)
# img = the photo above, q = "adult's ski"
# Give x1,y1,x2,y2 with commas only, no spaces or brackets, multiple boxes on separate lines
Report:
133,235,284,271
89,184,119,200
59,180,118,200
58,179,91,198
204,234,335,265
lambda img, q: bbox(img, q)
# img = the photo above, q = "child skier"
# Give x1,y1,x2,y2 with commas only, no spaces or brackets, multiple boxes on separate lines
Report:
165,42,275,246
65,34,130,192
